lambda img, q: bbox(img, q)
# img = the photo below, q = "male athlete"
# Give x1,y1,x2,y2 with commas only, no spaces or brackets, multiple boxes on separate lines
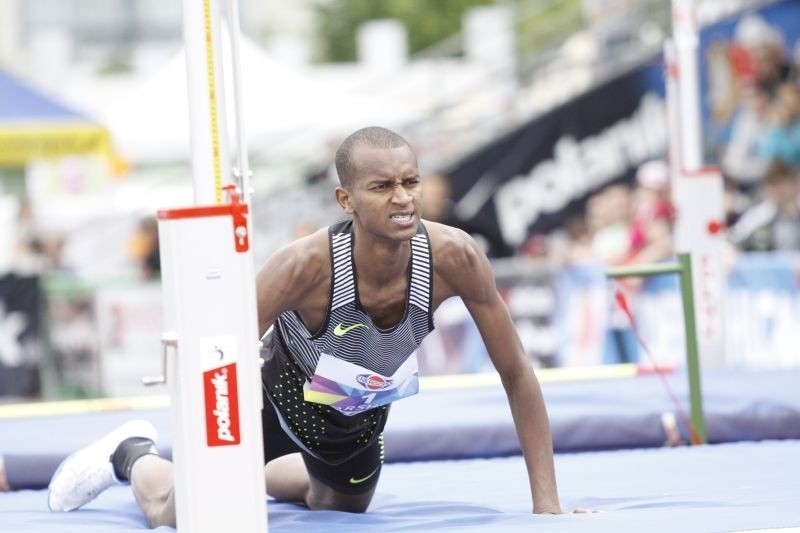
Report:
48,126,576,527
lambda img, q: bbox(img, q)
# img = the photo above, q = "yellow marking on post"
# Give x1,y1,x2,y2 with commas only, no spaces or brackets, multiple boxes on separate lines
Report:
204,0,222,204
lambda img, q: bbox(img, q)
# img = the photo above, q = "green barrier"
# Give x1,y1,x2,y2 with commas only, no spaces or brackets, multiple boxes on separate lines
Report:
607,252,706,444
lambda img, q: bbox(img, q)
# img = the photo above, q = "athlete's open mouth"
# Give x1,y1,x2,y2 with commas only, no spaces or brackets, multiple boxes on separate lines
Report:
390,212,414,223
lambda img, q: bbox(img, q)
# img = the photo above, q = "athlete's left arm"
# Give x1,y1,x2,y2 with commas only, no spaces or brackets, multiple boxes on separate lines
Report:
438,228,563,514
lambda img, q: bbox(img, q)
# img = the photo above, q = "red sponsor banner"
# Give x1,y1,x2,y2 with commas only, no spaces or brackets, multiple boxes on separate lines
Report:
203,362,241,446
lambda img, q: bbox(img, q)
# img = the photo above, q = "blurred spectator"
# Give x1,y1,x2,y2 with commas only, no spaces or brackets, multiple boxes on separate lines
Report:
12,198,46,275
728,159,800,252
584,183,639,365
624,159,674,266
734,14,790,95
421,172,454,223
10,198,68,274
549,214,593,266
129,217,160,280
588,183,634,264
723,177,751,229
758,82,800,167
721,83,772,190
39,232,67,272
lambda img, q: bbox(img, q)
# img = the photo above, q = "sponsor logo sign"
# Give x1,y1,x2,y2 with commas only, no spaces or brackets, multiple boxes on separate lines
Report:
201,336,240,446
356,373,392,391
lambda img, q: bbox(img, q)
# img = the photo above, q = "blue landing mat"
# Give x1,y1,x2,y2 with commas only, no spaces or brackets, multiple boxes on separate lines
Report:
1,440,798,532
2,368,798,461
1,368,799,531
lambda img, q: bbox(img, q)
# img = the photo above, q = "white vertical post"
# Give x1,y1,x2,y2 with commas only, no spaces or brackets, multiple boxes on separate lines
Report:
669,0,727,369
672,0,703,172
224,0,251,201
156,201,268,533
663,40,682,184
148,0,268,531
182,0,232,205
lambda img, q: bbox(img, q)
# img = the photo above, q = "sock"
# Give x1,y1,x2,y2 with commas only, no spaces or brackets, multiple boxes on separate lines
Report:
111,437,159,482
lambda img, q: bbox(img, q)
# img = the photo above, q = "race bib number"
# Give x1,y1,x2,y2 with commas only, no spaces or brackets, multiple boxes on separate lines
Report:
304,353,419,416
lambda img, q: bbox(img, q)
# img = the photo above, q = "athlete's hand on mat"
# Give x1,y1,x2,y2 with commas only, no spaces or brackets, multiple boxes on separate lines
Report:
536,507,597,514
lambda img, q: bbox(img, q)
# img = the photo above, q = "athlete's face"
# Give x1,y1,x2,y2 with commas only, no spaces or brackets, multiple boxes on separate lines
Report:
336,144,422,243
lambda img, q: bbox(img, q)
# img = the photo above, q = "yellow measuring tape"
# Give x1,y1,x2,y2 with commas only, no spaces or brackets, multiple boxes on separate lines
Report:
203,0,223,204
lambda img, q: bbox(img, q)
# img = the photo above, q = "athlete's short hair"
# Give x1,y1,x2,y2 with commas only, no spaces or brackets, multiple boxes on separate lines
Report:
335,126,412,189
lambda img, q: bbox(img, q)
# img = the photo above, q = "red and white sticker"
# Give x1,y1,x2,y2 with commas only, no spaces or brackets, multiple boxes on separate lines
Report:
201,336,240,447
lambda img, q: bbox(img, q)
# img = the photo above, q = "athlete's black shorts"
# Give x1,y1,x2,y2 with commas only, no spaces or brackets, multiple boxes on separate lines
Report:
261,387,384,495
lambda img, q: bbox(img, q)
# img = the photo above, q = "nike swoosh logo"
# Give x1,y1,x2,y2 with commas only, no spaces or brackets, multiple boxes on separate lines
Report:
349,465,380,485
333,323,368,336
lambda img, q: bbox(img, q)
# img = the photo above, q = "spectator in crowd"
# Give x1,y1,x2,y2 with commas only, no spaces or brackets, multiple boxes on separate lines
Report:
758,82,800,167
549,214,593,266
12,198,46,275
420,172,454,225
723,176,752,230
129,217,160,280
722,83,772,191
587,183,634,265
734,14,790,96
624,159,674,266
9,197,69,275
583,183,639,364
728,159,800,252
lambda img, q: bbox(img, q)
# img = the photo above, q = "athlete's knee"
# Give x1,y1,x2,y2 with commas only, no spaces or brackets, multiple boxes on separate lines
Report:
306,485,374,513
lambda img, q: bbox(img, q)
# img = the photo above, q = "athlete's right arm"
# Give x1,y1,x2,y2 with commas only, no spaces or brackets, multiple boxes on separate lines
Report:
255,229,328,336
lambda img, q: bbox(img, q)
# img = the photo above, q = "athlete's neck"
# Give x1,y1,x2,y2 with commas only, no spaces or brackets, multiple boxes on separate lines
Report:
353,236,410,286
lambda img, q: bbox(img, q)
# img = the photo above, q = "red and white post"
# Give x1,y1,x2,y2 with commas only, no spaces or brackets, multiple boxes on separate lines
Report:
145,0,268,531
667,0,727,368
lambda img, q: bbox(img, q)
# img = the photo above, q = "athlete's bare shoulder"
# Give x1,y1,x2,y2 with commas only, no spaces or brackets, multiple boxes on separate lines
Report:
256,227,330,328
261,227,329,288
425,220,475,262
424,220,493,303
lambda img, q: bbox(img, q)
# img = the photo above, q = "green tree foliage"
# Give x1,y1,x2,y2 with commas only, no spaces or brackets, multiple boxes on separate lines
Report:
314,0,494,63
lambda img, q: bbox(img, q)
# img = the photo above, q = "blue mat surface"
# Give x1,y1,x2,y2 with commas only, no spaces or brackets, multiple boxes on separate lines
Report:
1,368,799,531
3,368,798,460
0,441,798,532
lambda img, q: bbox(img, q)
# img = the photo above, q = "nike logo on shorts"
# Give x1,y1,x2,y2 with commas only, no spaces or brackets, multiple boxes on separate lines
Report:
349,465,380,485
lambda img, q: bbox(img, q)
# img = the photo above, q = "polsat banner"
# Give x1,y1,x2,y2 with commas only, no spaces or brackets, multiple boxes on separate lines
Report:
443,59,667,256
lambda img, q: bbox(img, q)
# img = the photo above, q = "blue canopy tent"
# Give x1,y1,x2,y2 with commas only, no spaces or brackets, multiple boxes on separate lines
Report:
0,69,111,167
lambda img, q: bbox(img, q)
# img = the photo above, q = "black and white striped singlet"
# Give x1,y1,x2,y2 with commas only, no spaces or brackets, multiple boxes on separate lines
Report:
262,219,434,464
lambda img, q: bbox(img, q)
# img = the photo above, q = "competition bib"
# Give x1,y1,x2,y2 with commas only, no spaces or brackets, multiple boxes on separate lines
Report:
303,352,419,416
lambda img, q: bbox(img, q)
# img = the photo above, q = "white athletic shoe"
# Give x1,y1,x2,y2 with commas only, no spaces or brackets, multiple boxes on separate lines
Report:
48,419,158,512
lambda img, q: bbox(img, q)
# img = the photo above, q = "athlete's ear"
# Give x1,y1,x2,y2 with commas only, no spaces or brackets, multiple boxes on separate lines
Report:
335,187,354,214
